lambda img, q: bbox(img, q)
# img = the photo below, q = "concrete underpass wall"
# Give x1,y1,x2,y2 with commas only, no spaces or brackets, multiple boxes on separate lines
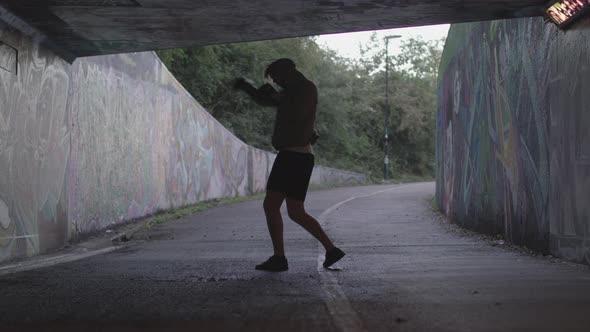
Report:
67,53,255,236
437,17,590,264
0,21,366,262
0,20,71,260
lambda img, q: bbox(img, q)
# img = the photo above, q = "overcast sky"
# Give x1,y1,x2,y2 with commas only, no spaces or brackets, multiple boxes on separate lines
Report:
316,24,450,60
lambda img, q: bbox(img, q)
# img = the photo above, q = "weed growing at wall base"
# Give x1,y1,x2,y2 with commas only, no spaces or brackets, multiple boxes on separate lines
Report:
145,195,265,229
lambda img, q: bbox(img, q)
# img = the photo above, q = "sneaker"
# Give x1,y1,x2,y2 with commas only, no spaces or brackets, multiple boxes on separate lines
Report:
255,255,288,272
323,247,345,268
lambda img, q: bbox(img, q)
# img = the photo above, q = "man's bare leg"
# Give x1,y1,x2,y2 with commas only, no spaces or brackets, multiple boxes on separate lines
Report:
263,190,287,256
285,198,335,251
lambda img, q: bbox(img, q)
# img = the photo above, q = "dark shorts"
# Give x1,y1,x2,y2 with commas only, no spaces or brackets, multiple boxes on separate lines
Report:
266,151,315,201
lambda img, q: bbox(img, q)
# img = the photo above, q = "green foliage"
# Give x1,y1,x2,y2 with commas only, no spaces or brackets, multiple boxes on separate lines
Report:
157,35,444,180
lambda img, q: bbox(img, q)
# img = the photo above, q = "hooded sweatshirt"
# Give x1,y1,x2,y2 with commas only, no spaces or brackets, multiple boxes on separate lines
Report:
271,78,317,151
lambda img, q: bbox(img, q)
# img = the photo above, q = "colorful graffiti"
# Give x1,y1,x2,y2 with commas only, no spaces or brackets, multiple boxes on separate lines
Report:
0,22,366,262
547,17,590,264
67,54,252,234
437,17,590,264
436,18,552,251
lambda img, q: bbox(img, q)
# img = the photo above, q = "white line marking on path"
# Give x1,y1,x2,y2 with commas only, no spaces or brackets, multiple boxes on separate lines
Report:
316,185,412,332
0,246,121,277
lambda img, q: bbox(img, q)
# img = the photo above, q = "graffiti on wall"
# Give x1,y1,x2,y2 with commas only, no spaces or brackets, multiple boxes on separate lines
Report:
438,17,590,264
0,23,366,262
67,54,250,234
311,166,367,187
547,17,590,264
0,21,70,260
436,18,552,251
248,148,275,195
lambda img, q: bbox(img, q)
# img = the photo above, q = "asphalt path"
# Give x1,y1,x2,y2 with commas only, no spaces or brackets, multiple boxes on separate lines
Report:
1,182,590,331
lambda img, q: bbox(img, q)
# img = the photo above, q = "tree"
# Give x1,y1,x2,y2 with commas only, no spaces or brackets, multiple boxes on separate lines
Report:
157,35,445,180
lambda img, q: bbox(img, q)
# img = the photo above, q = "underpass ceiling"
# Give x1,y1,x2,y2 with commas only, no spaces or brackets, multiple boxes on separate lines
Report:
0,0,547,61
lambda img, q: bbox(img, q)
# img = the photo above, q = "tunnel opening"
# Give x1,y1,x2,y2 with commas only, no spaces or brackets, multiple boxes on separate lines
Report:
1,2,590,331
155,25,447,184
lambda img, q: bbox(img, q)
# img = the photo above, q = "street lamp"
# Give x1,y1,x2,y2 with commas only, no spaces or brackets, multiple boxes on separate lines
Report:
384,35,401,180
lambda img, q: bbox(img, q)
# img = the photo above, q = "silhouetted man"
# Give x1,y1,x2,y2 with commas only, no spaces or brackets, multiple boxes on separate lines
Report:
235,58,345,271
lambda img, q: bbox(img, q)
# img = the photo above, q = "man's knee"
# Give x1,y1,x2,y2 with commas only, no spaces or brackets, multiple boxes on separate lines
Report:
286,202,306,221
264,200,278,214
264,195,282,215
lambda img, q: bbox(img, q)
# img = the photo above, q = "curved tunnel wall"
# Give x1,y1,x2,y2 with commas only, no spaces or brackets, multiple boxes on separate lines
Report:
0,21,366,262
437,17,590,264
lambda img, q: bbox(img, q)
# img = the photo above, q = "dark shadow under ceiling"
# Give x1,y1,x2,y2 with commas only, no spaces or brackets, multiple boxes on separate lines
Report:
0,0,547,62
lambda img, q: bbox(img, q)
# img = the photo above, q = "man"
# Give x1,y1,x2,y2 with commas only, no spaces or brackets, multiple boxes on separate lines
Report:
235,58,345,272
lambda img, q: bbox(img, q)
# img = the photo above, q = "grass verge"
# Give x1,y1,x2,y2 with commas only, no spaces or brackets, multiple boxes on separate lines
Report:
145,194,264,229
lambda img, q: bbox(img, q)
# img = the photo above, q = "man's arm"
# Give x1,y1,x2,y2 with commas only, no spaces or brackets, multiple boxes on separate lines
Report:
234,78,280,107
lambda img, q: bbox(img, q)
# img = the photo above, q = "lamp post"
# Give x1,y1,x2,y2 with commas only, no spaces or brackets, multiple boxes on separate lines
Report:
384,35,401,180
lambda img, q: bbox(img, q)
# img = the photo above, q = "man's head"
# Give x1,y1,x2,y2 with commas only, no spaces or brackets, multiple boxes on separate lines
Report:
265,58,297,88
